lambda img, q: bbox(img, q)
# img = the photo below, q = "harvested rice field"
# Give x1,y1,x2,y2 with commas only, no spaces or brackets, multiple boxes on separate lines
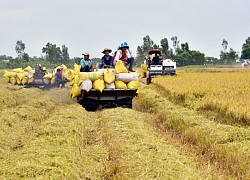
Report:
1,68,250,179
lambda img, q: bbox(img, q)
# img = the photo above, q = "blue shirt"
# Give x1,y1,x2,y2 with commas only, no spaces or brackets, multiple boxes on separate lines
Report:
80,58,93,68
55,72,62,82
101,55,113,66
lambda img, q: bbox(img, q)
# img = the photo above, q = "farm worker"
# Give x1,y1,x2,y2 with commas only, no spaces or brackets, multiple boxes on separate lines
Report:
80,52,93,72
54,68,65,88
100,48,113,68
112,50,118,66
114,42,135,72
59,65,64,74
151,53,160,65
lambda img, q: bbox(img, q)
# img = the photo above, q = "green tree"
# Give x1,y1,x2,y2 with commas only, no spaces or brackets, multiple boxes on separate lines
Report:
241,37,250,59
171,36,179,55
176,51,191,66
135,45,145,66
15,40,25,58
153,44,159,49
241,45,250,59
184,42,189,52
180,43,185,51
142,35,154,53
242,37,250,49
42,42,61,63
220,39,228,63
160,38,169,59
23,53,29,62
222,39,228,52
190,50,205,65
227,48,238,63
61,44,70,64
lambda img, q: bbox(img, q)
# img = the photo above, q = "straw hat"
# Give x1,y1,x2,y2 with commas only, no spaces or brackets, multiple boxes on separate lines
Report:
102,48,112,54
82,52,90,56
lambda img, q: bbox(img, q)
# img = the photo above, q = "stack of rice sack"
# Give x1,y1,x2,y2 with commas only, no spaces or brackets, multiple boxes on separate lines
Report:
140,64,148,78
70,63,105,98
3,66,35,85
3,64,71,86
70,60,139,99
114,60,139,94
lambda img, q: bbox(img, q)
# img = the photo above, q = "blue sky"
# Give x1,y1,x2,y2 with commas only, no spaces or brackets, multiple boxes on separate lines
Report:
1,0,249,59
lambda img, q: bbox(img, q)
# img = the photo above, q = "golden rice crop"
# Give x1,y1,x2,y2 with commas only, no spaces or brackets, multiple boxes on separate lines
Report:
153,69,250,125
134,81,250,179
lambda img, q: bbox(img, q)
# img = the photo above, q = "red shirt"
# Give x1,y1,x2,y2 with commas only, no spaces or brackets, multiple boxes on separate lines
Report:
120,51,127,61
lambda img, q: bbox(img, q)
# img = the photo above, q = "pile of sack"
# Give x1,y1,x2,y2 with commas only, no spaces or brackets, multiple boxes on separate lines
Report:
70,60,139,98
3,64,70,86
3,66,36,85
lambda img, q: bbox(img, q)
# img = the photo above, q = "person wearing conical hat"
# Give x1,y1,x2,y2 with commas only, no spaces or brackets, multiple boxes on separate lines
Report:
100,48,113,68
113,42,135,72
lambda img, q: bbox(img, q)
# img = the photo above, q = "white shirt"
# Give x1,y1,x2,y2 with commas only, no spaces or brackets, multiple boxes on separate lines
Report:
114,49,131,65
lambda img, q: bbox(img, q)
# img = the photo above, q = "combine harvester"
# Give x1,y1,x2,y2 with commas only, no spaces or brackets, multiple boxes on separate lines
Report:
142,49,177,84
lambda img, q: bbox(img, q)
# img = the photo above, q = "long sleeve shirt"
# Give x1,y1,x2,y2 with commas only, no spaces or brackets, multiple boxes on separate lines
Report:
101,55,113,66
114,49,131,65
55,72,62,82
80,58,93,69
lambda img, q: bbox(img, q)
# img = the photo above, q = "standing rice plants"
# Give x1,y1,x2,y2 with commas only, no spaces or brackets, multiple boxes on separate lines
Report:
134,82,250,179
153,69,250,125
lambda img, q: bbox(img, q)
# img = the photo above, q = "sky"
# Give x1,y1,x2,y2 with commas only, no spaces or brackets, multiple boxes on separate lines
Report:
1,0,250,59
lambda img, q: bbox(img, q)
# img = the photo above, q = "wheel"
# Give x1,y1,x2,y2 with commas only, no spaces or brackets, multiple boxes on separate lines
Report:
81,98,99,111
117,98,132,109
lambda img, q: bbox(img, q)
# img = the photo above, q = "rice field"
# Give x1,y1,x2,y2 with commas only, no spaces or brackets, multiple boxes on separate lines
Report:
153,68,250,126
1,68,250,179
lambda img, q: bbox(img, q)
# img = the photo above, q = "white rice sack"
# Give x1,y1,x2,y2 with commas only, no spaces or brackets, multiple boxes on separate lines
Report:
105,82,115,89
115,72,138,83
28,72,34,78
43,78,50,85
80,79,92,92
62,71,66,78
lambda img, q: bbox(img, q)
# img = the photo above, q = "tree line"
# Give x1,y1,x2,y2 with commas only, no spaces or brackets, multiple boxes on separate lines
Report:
1,36,250,69
0,40,72,69
135,35,250,66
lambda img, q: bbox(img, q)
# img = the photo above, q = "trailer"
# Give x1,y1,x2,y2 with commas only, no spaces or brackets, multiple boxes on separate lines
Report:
77,89,137,111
